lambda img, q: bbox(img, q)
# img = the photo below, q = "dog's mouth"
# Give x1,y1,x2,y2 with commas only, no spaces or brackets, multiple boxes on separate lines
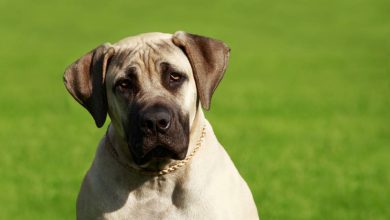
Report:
130,143,187,166
127,123,190,166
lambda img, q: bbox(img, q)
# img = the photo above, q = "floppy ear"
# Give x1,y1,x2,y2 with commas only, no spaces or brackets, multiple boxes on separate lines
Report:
172,31,230,110
63,44,115,128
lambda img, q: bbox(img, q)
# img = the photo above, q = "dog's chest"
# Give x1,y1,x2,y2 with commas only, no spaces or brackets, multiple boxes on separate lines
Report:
102,176,191,219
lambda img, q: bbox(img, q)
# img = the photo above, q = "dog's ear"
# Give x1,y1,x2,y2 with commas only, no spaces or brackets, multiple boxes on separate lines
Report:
172,31,230,110
63,44,115,128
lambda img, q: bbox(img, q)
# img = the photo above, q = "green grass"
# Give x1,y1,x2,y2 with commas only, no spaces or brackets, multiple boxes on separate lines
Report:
0,0,389,219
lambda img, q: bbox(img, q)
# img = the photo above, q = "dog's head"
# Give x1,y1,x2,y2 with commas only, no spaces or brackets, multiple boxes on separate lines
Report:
64,32,230,166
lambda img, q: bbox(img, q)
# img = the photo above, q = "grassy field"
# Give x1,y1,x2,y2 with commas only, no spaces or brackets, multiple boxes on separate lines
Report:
0,0,389,219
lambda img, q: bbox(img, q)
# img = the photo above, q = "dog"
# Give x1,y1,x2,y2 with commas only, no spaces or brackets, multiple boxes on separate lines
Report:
64,31,259,219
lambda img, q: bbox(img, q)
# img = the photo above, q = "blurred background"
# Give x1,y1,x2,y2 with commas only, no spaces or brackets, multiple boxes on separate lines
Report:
0,0,389,219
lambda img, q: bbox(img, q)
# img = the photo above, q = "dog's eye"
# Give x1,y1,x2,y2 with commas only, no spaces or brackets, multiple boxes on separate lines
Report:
169,72,182,82
118,79,131,90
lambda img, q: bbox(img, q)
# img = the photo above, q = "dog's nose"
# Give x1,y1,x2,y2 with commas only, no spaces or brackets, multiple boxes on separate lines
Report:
141,107,172,133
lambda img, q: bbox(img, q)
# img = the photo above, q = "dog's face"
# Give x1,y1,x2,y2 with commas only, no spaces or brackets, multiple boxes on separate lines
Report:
106,33,197,165
64,32,230,166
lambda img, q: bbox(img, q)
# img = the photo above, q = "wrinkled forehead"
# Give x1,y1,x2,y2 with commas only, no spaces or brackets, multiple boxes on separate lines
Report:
108,32,192,78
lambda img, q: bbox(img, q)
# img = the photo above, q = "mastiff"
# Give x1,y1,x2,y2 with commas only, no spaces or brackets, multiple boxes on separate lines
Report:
64,31,259,219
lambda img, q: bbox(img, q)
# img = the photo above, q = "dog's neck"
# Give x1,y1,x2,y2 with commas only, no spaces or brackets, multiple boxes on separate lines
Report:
106,108,206,175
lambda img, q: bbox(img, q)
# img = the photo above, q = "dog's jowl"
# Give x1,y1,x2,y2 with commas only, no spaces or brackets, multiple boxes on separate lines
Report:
64,31,259,220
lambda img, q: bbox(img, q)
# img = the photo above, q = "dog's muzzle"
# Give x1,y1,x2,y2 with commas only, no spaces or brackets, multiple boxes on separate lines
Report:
127,103,189,165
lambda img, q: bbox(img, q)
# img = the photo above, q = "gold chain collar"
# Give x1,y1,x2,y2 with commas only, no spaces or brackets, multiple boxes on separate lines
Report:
105,125,206,176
